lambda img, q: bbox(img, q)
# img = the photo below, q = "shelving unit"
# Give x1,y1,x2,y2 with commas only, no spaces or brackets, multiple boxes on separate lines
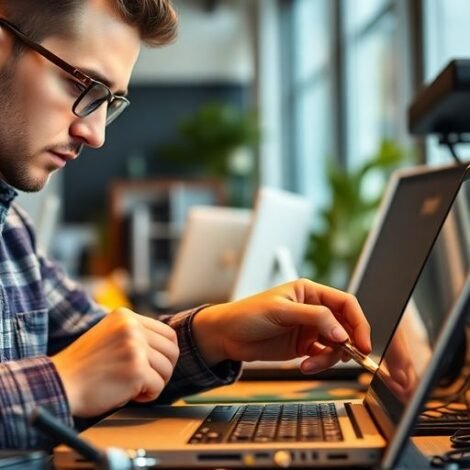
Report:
107,179,226,294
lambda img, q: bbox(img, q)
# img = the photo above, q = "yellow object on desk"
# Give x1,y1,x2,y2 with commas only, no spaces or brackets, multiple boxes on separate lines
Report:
92,269,132,310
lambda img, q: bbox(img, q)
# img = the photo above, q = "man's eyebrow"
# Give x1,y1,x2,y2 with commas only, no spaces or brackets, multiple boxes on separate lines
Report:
80,67,128,96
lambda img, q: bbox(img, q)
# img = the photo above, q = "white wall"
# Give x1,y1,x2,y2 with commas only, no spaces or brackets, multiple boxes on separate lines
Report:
132,0,255,84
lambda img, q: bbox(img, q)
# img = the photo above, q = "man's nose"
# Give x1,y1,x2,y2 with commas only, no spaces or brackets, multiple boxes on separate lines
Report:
69,105,107,149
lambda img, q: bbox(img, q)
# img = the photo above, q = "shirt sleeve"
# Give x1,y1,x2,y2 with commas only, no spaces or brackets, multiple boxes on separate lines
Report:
12,203,107,356
0,356,73,450
157,306,243,403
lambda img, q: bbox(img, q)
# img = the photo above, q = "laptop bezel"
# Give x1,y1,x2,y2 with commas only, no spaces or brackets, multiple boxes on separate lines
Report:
378,272,470,468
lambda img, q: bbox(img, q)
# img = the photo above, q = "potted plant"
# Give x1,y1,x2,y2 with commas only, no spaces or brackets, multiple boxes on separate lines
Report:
159,102,261,206
306,139,410,288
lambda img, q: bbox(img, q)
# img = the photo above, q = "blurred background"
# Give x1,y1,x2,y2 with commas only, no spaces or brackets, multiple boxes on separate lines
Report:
17,0,470,309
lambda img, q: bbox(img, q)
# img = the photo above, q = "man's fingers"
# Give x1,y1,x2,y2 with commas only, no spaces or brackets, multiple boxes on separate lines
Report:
131,350,173,403
138,314,178,340
299,281,371,353
300,347,343,374
351,322,372,354
132,369,166,403
146,349,176,384
145,330,180,367
277,303,349,344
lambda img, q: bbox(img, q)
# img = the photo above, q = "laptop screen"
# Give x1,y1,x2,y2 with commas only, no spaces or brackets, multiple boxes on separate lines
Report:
350,163,470,359
364,170,470,440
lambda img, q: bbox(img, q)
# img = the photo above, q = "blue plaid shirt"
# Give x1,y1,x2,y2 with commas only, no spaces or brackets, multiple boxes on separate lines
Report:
0,181,241,449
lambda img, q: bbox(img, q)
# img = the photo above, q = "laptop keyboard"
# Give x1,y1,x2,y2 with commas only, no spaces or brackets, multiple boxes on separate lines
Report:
188,403,343,444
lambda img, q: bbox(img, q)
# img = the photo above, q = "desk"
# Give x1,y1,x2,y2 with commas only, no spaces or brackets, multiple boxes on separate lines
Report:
412,435,452,457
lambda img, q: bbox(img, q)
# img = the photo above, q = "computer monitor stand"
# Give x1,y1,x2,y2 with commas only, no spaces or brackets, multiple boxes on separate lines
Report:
270,245,299,286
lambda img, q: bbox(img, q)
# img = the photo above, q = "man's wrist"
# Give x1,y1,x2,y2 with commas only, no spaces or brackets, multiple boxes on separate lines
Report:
50,355,81,416
192,304,227,367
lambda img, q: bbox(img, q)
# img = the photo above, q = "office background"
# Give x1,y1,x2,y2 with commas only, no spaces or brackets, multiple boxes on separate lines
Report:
16,0,470,293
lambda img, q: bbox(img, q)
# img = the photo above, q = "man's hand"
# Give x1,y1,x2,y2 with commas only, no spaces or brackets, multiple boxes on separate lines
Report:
51,308,179,417
193,278,371,374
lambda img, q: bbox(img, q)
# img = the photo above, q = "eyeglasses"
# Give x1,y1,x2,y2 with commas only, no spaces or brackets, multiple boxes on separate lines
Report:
0,18,130,125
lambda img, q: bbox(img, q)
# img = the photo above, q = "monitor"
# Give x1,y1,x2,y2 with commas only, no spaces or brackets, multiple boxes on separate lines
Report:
166,206,252,308
230,187,313,300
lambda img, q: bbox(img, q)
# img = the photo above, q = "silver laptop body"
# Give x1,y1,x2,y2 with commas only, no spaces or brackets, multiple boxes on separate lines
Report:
55,171,470,469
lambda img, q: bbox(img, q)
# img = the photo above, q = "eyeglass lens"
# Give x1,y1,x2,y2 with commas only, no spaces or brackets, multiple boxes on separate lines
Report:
74,82,128,125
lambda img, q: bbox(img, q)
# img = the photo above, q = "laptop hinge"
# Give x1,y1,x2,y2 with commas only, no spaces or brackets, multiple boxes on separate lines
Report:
363,401,387,439
344,402,363,439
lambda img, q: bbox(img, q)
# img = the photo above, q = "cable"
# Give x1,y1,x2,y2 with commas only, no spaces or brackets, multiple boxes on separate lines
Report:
439,133,463,164
446,141,463,164
31,407,105,465
417,334,470,435
431,429,470,468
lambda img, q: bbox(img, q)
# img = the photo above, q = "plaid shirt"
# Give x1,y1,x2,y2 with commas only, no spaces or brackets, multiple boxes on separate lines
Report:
0,181,241,449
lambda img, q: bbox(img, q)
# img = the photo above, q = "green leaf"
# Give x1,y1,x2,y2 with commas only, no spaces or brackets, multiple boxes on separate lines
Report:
306,139,410,288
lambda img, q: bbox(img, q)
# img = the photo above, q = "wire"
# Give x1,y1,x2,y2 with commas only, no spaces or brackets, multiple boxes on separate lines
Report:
419,333,470,433
439,134,463,164
431,429,470,467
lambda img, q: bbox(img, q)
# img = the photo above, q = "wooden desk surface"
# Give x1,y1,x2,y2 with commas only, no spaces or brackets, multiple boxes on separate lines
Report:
412,435,451,456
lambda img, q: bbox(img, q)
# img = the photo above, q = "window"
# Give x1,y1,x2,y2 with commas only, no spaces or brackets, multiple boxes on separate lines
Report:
284,0,333,226
343,0,410,168
423,0,470,163
282,0,412,219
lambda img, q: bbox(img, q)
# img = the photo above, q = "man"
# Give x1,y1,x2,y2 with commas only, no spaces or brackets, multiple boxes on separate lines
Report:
0,0,371,449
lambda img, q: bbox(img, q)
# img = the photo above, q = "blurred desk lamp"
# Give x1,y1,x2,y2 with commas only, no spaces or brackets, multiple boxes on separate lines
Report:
408,59,470,162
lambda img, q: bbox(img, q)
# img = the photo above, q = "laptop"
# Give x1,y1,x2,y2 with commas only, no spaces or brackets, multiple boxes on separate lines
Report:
244,162,470,378
55,171,470,469
348,161,470,361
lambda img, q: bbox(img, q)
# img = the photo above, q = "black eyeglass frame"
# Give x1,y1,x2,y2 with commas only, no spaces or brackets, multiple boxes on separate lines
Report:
0,18,130,125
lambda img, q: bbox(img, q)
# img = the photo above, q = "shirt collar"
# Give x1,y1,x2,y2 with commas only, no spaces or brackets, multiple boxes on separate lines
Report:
0,179,18,228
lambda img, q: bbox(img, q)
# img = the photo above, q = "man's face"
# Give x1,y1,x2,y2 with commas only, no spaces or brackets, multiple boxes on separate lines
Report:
0,0,141,192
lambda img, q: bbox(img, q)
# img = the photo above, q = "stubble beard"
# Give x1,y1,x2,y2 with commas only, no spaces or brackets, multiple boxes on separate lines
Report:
0,63,50,193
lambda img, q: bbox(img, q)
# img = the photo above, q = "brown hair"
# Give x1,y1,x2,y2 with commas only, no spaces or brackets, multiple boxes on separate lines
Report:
114,0,178,46
0,0,178,46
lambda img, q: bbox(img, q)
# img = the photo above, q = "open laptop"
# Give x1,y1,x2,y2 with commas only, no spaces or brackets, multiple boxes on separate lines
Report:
244,162,470,378
55,171,470,469
348,161,470,361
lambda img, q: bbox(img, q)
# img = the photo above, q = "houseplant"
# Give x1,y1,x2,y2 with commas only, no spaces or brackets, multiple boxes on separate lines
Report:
306,139,409,288
159,102,261,206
